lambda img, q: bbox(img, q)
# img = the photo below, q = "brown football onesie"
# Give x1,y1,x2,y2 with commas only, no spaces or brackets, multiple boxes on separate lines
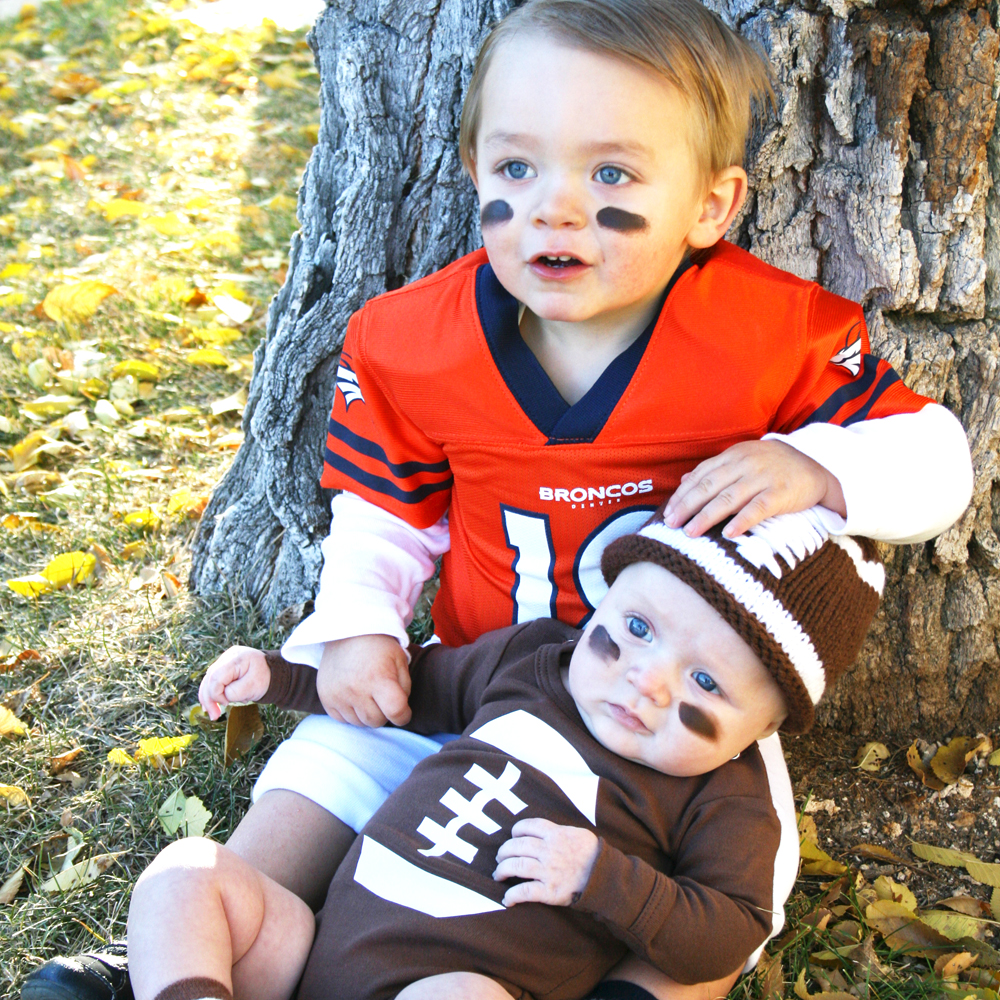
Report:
260,619,781,1000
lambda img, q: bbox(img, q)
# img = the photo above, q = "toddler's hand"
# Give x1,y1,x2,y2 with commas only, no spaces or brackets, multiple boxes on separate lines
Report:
493,818,599,907
662,440,846,539
316,633,412,728
198,646,271,720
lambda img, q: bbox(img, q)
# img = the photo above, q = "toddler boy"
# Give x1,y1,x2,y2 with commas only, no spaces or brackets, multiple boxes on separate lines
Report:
125,506,884,1000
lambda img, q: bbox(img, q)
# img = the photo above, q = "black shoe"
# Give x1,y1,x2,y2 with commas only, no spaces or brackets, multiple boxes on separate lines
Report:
21,943,132,1000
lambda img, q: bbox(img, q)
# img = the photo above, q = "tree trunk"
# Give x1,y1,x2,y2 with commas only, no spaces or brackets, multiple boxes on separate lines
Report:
190,0,1000,738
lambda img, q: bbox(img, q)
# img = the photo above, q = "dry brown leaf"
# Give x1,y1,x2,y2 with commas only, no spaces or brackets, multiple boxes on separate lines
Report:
49,747,84,774
855,741,889,772
934,952,977,979
0,648,43,674
0,866,25,905
931,736,986,785
938,896,993,918
225,703,264,768
907,742,947,791
865,899,952,956
798,813,819,846
992,887,1000,921
849,843,908,865
756,953,783,1000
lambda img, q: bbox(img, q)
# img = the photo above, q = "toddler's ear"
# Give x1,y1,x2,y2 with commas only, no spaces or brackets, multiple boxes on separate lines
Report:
685,166,747,249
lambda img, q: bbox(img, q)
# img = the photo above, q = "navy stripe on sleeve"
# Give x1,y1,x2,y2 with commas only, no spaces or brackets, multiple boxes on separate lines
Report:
327,417,451,478
323,448,454,504
841,368,902,426
799,355,881,427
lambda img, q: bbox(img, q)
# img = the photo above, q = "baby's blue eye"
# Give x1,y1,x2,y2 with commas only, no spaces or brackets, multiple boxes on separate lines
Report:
693,670,718,693
596,165,626,185
627,617,650,640
502,160,532,180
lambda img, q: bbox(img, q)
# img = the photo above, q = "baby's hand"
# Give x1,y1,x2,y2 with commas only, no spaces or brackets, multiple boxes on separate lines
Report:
198,646,271,720
493,818,599,907
663,439,846,539
316,633,412,728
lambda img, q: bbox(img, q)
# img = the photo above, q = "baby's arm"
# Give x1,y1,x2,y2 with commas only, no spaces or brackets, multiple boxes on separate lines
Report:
198,646,272,720
278,491,450,726
666,404,972,541
495,797,778,985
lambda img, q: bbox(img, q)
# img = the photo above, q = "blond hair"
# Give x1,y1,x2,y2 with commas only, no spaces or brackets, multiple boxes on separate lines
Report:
458,0,773,182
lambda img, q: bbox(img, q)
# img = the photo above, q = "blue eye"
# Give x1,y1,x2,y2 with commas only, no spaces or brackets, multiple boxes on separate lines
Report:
627,617,650,640
693,670,718,693
596,165,626,185
501,160,533,180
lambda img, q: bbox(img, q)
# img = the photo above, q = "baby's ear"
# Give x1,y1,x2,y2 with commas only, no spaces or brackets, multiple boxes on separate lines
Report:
756,715,785,741
686,166,747,249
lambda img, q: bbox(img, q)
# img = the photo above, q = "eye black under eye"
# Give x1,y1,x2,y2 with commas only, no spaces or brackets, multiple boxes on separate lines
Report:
627,617,649,639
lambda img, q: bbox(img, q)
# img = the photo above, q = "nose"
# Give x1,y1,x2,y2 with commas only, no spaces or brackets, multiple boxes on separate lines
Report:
626,661,673,709
530,172,586,230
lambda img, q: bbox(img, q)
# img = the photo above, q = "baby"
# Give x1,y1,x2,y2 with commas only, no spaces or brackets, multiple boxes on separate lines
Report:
125,505,883,1000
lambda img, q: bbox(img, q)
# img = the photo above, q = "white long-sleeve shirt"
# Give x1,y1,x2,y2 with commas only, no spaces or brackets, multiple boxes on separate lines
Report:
282,404,972,667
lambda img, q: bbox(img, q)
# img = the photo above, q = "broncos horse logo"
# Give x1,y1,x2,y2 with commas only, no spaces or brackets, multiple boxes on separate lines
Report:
336,359,365,409
829,326,862,377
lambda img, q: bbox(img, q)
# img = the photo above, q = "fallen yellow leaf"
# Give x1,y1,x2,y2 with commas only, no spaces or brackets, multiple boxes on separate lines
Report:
0,706,27,738
193,326,242,346
167,488,209,519
43,281,117,325
41,551,96,588
186,347,229,367
0,784,30,808
102,198,150,221
106,748,136,766
0,262,31,279
109,359,160,382
6,574,54,597
123,508,161,531
134,734,196,761
143,212,195,237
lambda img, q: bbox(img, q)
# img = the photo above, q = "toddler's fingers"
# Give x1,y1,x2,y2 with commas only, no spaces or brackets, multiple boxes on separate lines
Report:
510,817,556,839
502,881,550,907
722,490,783,538
681,482,761,538
495,835,544,863
493,855,545,883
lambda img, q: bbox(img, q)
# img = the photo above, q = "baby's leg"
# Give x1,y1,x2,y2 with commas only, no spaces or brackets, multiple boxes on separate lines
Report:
597,955,740,1000
127,837,314,1000
226,789,356,910
396,973,520,1000
231,715,450,908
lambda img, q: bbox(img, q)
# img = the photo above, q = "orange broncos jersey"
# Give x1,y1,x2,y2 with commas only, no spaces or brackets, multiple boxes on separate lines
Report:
321,242,931,647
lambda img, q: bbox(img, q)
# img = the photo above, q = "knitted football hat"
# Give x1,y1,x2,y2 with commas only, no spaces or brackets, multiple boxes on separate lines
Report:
600,505,884,733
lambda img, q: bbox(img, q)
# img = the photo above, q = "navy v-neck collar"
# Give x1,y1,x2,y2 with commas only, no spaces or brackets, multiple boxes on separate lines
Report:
475,259,691,444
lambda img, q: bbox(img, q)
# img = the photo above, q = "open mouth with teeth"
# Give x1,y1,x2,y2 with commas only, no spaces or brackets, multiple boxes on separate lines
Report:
536,254,583,268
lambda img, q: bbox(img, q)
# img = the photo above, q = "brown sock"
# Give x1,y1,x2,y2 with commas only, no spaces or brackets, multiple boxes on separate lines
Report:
153,978,233,1000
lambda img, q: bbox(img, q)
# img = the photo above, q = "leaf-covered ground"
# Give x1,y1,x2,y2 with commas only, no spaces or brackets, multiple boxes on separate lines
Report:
2,1,1000,998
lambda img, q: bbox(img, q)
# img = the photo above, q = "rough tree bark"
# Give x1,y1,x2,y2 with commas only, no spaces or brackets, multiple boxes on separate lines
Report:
190,0,1000,738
